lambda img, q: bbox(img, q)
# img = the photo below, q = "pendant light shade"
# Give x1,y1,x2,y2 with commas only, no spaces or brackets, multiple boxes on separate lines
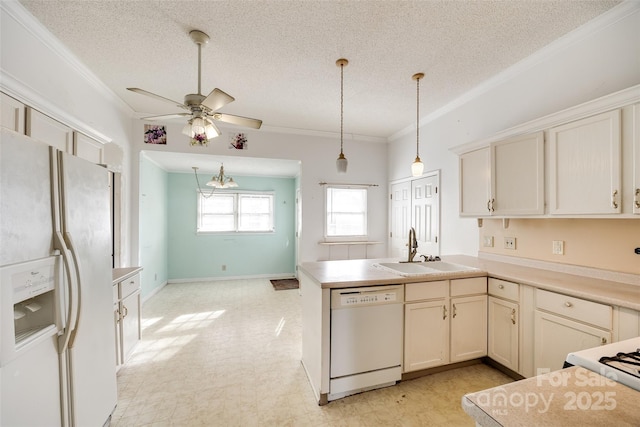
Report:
411,72,425,177
336,58,349,174
193,164,238,199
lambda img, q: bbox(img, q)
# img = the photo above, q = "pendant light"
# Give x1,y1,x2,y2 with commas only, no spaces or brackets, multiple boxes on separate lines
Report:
336,58,349,173
411,72,425,177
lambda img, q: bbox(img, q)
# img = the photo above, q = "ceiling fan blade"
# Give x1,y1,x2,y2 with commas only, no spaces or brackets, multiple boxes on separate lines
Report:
201,88,235,112
141,113,191,121
214,113,263,129
127,88,189,110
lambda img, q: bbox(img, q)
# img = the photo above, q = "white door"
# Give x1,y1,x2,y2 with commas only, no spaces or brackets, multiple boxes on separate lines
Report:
412,174,439,257
633,104,640,215
389,181,410,259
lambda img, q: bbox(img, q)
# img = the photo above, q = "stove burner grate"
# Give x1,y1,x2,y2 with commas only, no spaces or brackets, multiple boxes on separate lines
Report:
599,350,640,379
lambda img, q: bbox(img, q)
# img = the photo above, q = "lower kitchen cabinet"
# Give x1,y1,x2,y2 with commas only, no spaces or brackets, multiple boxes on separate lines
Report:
113,271,142,368
403,277,487,373
405,299,449,371
534,289,612,372
450,294,487,362
488,296,519,371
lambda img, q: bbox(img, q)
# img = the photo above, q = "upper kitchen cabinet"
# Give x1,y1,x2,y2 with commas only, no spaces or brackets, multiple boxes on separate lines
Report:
74,132,105,165
26,107,73,154
548,110,621,215
1,93,25,133
459,147,490,216
459,132,544,217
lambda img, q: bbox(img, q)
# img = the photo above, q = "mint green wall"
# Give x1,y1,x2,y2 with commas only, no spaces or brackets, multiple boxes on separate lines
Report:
139,156,169,296
167,172,296,280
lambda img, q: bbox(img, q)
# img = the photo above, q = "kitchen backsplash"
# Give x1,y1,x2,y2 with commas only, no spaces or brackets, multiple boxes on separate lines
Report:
478,219,639,275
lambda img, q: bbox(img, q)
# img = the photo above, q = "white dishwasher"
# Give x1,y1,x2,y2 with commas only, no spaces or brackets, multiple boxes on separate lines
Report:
329,284,404,401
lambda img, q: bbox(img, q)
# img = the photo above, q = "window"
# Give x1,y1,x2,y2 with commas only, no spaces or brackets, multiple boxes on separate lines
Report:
325,186,368,238
197,191,274,233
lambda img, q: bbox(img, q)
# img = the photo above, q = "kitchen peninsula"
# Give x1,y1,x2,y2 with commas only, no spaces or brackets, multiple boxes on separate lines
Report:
299,255,640,406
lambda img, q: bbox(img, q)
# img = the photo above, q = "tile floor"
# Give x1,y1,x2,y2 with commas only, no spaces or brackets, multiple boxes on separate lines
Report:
111,279,513,426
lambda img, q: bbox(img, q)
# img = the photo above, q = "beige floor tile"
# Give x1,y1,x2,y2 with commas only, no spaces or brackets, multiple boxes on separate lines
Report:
113,279,512,426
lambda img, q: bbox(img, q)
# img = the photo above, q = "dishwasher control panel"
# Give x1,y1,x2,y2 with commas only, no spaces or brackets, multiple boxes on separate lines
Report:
332,285,404,308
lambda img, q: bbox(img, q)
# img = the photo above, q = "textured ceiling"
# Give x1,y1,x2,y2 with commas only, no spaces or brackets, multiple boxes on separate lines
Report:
19,0,622,143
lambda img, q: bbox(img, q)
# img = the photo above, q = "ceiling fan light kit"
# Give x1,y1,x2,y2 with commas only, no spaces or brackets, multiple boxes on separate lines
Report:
411,72,425,177
336,58,349,174
127,29,262,146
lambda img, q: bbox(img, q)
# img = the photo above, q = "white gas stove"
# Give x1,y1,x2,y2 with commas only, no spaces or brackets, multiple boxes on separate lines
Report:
565,337,640,392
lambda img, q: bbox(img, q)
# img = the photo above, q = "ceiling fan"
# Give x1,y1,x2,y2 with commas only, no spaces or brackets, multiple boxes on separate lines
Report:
127,29,262,139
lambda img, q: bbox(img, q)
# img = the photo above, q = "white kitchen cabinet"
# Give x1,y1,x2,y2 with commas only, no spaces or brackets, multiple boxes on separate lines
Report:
615,306,640,341
1,92,25,133
487,278,520,372
74,132,104,164
113,272,141,367
488,297,519,371
450,294,487,362
404,299,449,371
26,107,74,153
459,132,543,217
548,109,621,215
534,289,612,372
459,148,490,216
403,277,486,373
491,132,544,215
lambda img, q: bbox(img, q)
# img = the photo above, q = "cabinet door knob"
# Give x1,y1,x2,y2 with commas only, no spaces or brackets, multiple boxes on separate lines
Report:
635,188,640,209
601,337,607,345
443,305,447,320
498,284,504,289
612,190,619,209
511,308,516,325
452,304,457,318
122,305,128,318
564,301,573,308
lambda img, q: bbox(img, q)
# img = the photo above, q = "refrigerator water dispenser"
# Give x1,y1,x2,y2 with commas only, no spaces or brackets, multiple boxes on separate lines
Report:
1,256,61,363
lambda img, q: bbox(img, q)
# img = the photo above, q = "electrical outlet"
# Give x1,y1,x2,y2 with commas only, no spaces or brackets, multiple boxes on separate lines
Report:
552,240,564,255
483,236,494,247
504,237,516,250
222,265,226,271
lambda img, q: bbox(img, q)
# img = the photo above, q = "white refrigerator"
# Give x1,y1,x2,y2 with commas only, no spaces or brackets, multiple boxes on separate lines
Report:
0,128,117,426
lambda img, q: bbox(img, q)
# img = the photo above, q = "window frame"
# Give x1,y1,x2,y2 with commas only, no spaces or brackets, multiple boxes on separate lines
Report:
197,190,275,234
324,185,368,241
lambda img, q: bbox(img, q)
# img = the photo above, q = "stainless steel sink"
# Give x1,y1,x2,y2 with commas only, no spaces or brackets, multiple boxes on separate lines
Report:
373,261,480,277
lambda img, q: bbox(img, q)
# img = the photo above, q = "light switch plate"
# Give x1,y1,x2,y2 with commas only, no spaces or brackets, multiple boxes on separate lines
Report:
483,236,494,247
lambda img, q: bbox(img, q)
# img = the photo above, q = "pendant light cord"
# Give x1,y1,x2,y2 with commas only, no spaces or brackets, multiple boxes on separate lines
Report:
416,76,420,158
340,62,344,155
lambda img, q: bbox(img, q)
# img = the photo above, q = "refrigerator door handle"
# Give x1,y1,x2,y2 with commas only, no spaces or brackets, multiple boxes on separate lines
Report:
64,232,83,349
54,230,78,354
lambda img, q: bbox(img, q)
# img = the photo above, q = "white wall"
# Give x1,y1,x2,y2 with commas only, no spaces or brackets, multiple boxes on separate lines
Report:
0,1,136,266
387,3,640,256
132,122,389,263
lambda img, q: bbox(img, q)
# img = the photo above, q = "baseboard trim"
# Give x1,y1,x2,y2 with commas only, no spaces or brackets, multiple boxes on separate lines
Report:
167,272,295,284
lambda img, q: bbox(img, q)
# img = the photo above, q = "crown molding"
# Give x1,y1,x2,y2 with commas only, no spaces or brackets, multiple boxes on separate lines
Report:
390,1,640,143
450,83,640,154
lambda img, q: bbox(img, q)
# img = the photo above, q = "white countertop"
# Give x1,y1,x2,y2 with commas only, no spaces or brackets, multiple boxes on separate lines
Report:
298,255,640,311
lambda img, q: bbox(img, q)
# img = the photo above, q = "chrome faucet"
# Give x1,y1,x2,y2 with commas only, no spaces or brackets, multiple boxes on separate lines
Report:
408,227,418,262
